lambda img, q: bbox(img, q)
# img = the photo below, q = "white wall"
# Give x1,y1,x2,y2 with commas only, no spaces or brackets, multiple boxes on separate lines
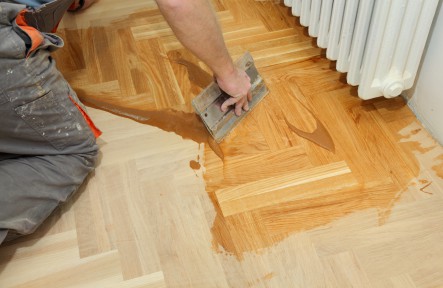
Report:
405,1,443,145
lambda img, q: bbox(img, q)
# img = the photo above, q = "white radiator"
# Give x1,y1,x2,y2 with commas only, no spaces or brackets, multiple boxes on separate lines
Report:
283,0,439,99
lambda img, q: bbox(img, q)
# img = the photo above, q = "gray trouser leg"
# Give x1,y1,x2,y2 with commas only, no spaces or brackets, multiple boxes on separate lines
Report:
0,2,99,244
0,153,97,237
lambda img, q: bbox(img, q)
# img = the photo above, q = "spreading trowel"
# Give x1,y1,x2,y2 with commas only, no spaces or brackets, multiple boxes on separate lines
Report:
192,52,269,143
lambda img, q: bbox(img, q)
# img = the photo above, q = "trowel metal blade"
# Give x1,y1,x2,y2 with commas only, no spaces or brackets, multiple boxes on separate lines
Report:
192,52,269,143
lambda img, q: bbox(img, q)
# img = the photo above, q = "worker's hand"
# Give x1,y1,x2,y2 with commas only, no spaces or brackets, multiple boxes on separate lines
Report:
216,67,252,116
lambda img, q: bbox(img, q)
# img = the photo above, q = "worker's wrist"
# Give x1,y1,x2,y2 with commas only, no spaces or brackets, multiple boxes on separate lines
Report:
214,61,237,84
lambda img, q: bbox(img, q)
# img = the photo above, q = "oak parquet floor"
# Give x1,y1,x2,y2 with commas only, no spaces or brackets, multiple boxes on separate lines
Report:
1,1,443,287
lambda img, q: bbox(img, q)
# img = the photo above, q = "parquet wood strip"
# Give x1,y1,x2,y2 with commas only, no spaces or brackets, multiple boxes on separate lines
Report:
321,251,373,288
104,272,167,288
93,26,119,83
80,28,103,85
0,231,79,282
221,146,310,182
105,167,166,276
13,251,124,288
74,169,115,258
131,21,174,40
250,101,297,151
136,39,182,109
102,163,146,280
216,161,353,216
389,274,417,288
1,0,443,287
356,231,443,286
273,82,339,166
254,46,324,68
112,29,139,97
222,24,269,42
138,178,230,288
251,1,297,31
56,29,85,71
136,143,201,180
59,0,160,29
310,199,443,257
165,50,197,111
225,27,302,47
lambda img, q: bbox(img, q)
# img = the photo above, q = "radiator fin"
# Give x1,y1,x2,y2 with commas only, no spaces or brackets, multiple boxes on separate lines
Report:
284,0,439,99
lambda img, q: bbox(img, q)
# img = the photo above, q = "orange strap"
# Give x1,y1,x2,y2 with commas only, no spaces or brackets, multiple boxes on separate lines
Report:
69,95,102,138
15,9,44,57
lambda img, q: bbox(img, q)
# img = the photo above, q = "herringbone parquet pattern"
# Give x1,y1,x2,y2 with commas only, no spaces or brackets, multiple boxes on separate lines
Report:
1,1,443,287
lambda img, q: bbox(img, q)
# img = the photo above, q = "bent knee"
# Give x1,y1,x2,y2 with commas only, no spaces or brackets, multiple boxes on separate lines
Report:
78,146,100,170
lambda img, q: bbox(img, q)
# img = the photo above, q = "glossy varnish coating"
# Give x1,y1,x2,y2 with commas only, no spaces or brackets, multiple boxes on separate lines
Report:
1,1,443,287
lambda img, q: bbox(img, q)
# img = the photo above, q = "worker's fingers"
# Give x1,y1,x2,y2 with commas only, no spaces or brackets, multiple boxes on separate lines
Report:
235,103,242,116
221,95,250,116
221,96,239,112
243,99,250,111
216,66,252,116
247,89,252,102
234,98,245,116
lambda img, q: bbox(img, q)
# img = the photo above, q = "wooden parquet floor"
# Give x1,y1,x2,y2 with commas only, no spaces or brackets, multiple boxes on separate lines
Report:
1,1,443,287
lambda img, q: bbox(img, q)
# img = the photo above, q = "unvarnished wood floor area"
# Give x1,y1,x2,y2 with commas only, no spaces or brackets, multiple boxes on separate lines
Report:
1,0,443,287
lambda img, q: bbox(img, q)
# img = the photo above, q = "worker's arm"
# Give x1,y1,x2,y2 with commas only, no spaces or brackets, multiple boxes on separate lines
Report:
155,0,251,116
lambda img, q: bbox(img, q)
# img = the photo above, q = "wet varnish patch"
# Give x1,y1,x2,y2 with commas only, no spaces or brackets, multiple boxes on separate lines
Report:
75,70,428,261
60,36,430,261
